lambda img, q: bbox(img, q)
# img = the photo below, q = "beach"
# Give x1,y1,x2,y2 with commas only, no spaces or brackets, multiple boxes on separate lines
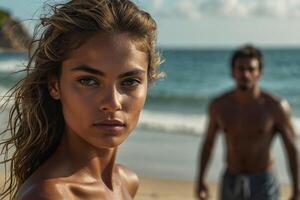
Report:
117,128,300,184
116,127,298,200
0,50,299,199
136,176,292,200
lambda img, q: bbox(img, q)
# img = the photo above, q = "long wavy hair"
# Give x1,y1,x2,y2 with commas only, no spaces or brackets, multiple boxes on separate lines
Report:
0,0,162,199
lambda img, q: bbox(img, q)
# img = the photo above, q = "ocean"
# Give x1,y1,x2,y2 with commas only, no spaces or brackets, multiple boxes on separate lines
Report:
0,49,299,185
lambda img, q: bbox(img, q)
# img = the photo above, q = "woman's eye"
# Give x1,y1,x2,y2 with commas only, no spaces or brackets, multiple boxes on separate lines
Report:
121,79,141,88
78,77,98,86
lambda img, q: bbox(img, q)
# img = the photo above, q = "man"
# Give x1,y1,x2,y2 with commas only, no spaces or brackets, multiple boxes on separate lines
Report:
196,45,299,200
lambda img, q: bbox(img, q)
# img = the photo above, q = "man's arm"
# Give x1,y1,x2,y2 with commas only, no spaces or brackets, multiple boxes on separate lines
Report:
275,100,300,199
195,100,220,199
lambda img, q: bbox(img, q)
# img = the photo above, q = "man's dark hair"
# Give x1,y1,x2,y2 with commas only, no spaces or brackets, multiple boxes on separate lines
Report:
231,45,263,70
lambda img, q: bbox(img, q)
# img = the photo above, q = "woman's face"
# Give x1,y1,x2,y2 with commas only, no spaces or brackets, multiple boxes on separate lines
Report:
49,32,148,149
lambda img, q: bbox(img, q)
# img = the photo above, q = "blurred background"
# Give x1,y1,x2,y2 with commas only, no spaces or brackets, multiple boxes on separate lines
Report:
0,0,299,199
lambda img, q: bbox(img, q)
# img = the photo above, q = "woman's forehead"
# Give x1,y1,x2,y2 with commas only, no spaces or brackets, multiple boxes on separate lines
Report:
61,33,148,74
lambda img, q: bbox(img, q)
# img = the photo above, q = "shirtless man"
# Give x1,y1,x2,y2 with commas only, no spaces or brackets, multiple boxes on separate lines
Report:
196,45,300,200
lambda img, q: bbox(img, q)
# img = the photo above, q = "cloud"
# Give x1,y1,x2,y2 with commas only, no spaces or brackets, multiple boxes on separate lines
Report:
252,0,300,17
149,0,300,19
200,0,251,17
152,0,164,12
171,0,201,19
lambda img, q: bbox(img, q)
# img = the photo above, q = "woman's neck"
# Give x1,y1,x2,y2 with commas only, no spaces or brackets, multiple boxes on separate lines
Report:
56,131,118,190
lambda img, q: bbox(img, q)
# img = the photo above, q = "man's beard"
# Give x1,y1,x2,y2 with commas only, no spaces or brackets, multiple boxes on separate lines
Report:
238,84,251,91
237,78,253,91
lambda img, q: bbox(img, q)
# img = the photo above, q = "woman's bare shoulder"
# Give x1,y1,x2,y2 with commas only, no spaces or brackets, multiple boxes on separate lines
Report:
115,164,139,198
17,179,67,200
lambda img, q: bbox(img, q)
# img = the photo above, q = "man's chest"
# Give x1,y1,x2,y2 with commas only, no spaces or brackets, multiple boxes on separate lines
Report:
217,104,276,136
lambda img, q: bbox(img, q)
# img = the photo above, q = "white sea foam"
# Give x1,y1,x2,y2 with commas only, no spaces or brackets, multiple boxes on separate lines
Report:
293,117,300,136
0,60,26,72
0,86,8,94
0,86,13,110
0,86,9,99
138,109,300,136
138,110,208,135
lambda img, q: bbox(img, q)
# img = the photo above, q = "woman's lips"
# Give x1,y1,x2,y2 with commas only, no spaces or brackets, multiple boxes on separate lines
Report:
93,119,125,133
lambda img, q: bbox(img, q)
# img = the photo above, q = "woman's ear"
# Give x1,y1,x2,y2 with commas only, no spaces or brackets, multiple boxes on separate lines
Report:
48,76,60,100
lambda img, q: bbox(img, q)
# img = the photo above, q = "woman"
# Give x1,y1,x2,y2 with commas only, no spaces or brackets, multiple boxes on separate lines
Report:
0,0,162,199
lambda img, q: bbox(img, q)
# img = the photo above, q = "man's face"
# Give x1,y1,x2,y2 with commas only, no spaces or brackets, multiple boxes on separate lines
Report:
232,57,262,91
49,32,148,149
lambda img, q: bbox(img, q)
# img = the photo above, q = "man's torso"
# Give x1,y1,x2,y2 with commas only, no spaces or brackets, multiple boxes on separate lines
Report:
213,91,281,174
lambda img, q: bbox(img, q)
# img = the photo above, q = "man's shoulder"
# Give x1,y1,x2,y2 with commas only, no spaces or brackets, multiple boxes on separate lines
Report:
261,91,290,109
261,91,280,103
261,91,292,117
17,179,66,200
210,91,234,107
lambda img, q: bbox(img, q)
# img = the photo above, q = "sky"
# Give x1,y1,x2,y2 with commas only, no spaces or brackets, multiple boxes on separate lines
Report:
1,0,300,48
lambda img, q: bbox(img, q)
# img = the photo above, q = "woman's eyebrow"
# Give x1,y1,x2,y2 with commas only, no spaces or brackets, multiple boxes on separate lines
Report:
70,65,105,76
70,65,146,78
118,69,146,79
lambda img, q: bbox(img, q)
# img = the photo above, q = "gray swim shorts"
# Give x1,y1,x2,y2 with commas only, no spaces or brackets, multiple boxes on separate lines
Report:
220,170,280,200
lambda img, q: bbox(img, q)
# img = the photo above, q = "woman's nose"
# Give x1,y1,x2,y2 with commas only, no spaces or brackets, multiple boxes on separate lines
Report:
98,86,122,112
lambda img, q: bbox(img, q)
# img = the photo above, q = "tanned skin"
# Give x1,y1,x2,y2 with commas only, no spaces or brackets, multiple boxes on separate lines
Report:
17,32,149,200
196,57,300,200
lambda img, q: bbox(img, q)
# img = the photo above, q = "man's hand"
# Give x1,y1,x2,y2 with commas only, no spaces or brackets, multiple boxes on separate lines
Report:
196,182,209,200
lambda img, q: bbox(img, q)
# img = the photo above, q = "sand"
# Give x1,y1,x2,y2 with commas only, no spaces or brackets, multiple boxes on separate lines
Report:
136,176,292,200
